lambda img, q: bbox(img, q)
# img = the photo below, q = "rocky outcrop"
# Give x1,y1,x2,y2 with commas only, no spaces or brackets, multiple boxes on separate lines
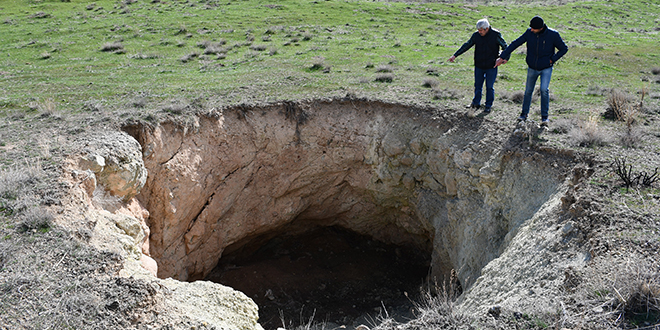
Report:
64,130,264,330
126,99,577,294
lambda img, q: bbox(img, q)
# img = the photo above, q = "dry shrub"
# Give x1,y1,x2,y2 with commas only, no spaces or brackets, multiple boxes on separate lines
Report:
250,44,267,51
604,89,633,120
426,67,439,76
586,84,607,96
17,207,52,233
0,167,42,216
179,52,198,63
422,78,439,88
374,73,394,83
376,64,394,73
509,91,525,104
100,41,123,52
619,126,643,148
308,56,326,71
432,88,460,100
372,271,466,330
651,67,660,75
568,110,608,147
549,117,575,134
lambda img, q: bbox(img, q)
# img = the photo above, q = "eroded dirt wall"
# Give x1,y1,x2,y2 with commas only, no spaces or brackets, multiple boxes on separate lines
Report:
126,99,575,287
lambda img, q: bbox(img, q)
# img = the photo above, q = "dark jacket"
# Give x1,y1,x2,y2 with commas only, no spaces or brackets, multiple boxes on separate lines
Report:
454,28,507,70
500,25,568,70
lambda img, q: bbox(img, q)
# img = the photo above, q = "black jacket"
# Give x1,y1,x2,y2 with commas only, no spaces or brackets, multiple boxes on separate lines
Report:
454,28,507,70
500,25,568,70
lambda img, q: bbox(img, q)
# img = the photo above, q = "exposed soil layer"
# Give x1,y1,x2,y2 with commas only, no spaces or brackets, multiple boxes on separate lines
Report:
206,226,431,329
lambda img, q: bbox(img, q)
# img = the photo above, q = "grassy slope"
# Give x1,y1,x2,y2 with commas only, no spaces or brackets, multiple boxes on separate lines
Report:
0,0,658,115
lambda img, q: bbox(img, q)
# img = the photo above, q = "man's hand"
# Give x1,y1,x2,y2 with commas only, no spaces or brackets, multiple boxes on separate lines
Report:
448,55,456,63
494,58,507,67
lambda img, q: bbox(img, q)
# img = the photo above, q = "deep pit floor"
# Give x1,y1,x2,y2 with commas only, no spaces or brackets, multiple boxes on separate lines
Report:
205,226,431,329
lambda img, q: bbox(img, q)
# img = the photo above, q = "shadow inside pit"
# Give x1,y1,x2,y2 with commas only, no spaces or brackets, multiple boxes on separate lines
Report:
205,226,431,330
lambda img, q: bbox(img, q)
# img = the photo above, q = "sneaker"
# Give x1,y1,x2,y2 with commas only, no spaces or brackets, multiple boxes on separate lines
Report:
517,116,526,122
466,103,480,109
540,119,549,128
484,107,491,113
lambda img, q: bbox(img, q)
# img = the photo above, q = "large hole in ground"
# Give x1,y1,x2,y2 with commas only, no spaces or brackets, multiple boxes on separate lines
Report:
206,225,432,329
125,99,573,330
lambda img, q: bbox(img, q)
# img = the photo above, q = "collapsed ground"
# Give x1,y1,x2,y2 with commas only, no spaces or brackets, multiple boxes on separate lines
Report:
2,90,659,329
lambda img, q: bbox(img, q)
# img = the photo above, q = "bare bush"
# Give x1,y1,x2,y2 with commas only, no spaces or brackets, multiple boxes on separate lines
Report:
611,157,659,189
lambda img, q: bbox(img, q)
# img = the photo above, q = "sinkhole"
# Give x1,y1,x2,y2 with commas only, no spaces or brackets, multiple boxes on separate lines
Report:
206,225,432,328
124,99,574,329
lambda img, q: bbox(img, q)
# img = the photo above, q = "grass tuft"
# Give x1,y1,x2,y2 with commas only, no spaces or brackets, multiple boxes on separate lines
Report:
374,73,394,83
100,41,124,52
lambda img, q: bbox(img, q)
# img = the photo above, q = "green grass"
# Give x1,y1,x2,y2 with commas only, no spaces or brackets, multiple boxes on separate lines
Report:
0,0,659,116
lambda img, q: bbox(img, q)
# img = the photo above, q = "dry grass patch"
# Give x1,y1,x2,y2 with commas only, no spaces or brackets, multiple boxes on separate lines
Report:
568,110,608,147
561,257,660,328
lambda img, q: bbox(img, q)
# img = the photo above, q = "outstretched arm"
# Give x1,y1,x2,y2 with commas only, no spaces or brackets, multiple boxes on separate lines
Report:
495,31,527,67
449,35,475,62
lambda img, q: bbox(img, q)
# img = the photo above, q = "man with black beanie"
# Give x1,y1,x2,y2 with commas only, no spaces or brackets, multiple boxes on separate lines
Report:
449,18,508,114
495,16,568,127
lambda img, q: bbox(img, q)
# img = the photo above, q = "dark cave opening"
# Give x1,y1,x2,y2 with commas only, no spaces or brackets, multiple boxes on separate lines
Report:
205,226,432,330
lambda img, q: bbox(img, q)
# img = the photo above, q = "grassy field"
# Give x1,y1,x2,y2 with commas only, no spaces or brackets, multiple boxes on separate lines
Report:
1,0,658,121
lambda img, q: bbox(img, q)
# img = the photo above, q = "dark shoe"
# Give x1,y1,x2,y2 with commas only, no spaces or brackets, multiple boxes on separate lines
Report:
540,119,549,128
466,103,480,109
517,116,526,122
484,107,491,113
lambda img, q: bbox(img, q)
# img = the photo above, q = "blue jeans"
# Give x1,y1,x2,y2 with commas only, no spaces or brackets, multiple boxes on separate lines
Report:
473,67,498,108
521,67,553,120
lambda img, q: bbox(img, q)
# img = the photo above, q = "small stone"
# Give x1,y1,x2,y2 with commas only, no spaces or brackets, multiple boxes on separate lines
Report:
487,306,501,318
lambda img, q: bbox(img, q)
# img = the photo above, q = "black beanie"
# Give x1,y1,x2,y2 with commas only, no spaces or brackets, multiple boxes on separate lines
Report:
530,16,544,29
